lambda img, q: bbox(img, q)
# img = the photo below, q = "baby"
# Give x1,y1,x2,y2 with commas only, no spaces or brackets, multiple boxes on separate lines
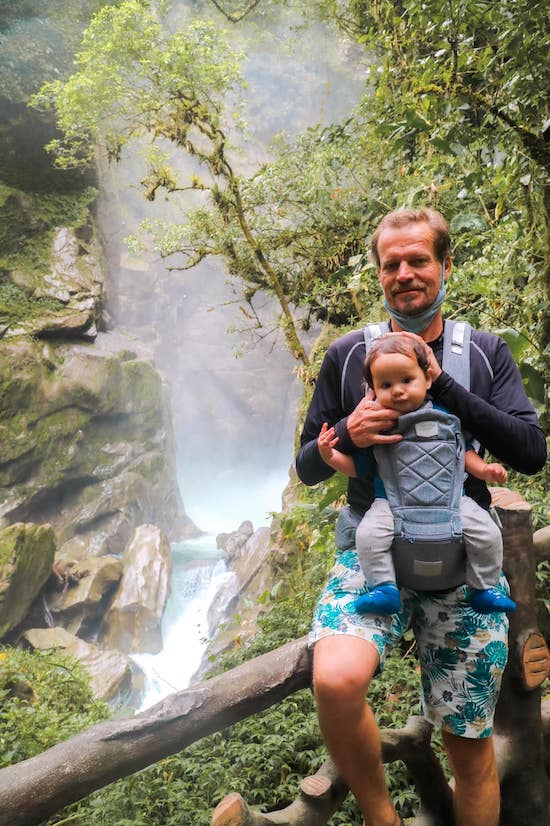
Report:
318,332,516,615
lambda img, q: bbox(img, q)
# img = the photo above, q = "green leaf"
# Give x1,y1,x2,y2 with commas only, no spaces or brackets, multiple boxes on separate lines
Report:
496,327,530,361
520,362,546,404
403,108,431,131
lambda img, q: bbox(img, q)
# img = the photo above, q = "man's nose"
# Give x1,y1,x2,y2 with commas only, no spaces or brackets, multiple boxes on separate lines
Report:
396,261,413,280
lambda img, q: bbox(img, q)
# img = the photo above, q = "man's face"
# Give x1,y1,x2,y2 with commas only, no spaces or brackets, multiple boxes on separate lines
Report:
376,221,450,316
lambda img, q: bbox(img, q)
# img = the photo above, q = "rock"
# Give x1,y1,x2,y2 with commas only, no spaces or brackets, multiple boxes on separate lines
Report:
46,555,123,637
216,520,254,564
23,626,135,704
3,225,104,341
206,525,272,642
100,525,172,654
0,523,56,638
0,334,196,547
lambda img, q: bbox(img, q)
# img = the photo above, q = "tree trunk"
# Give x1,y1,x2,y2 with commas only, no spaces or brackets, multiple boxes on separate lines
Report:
492,489,550,825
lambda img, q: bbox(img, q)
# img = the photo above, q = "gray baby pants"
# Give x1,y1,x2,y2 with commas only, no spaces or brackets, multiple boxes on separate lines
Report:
355,496,503,591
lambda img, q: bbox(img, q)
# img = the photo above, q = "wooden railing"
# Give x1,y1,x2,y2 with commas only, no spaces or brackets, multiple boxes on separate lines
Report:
0,490,548,826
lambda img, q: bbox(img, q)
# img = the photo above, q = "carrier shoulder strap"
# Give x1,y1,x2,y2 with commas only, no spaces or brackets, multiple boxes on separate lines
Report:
360,319,472,391
442,319,471,391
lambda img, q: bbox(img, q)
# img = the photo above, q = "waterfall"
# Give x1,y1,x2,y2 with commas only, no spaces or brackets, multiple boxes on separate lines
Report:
97,3,365,708
132,480,286,709
132,536,229,708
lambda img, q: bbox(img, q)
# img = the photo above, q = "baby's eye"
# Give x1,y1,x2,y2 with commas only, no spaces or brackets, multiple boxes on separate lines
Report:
380,382,391,389
402,377,412,384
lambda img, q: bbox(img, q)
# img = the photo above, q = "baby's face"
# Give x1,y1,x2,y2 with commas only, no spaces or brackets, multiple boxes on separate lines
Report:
370,351,431,414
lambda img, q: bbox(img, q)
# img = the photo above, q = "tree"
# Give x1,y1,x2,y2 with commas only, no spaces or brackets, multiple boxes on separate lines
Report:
314,0,550,415
33,0,549,414
32,0,321,364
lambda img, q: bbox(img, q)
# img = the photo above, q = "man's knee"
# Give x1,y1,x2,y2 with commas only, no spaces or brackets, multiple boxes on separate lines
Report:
313,636,379,710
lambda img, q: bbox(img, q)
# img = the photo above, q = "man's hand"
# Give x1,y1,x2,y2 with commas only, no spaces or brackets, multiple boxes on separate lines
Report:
400,331,442,381
346,392,402,449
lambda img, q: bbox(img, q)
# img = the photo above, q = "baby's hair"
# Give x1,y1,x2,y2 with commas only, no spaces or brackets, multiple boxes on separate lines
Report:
363,333,430,388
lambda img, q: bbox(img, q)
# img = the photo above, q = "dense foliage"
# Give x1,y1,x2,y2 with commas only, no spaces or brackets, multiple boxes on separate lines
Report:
0,647,108,769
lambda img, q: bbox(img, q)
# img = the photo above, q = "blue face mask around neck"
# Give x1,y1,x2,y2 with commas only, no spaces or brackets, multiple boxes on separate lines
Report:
383,261,447,334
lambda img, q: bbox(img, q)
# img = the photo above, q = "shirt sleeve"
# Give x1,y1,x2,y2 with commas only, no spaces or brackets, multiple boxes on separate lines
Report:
295,346,355,486
431,338,546,474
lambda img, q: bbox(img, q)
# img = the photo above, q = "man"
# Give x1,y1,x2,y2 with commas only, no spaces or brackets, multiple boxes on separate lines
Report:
295,208,547,826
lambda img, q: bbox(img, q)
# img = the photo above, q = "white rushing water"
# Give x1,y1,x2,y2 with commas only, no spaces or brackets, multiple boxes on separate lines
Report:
132,535,228,709
133,469,289,710
119,3,366,713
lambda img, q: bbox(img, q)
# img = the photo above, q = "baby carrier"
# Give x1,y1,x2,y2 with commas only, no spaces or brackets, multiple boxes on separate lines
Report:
365,319,472,590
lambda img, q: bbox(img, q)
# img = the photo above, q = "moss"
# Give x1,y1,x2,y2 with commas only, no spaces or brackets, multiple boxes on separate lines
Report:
0,183,98,327
0,523,56,636
0,279,66,325
119,360,163,419
0,183,97,262
0,406,91,489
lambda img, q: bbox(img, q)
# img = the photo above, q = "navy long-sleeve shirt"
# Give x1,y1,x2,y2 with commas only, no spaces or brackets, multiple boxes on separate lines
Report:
296,322,547,515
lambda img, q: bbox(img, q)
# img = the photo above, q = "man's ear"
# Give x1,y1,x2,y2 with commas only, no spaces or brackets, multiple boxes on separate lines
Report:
444,255,452,282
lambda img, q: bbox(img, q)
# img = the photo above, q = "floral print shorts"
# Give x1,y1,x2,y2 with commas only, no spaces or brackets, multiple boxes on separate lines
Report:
310,548,509,738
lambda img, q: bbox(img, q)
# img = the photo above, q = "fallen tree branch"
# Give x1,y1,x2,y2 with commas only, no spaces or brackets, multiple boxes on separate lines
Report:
0,637,312,826
534,525,550,565
212,717,454,826
211,760,348,826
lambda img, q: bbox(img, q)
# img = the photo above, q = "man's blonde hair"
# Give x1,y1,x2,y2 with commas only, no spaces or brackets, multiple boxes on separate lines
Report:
370,208,451,266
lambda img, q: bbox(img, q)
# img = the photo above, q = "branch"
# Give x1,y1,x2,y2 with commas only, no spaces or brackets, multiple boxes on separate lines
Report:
422,81,550,171
0,638,312,826
212,717,454,826
533,526,550,564
207,0,261,23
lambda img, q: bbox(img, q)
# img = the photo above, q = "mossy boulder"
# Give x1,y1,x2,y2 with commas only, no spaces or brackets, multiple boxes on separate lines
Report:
0,332,195,552
1,223,103,338
0,522,56,638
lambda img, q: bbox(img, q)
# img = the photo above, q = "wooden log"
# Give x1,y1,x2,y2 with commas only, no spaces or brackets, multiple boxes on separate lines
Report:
211,760,348,826
492,489,550,825
534,525,550,565
0,637,312,826
380,717,454,826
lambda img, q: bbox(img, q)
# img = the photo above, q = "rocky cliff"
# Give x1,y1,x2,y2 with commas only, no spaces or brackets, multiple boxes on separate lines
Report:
0,209,196,706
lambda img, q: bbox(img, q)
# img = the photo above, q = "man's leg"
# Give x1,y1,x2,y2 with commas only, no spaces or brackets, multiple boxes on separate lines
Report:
313,635,401,826
442,731,500,826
